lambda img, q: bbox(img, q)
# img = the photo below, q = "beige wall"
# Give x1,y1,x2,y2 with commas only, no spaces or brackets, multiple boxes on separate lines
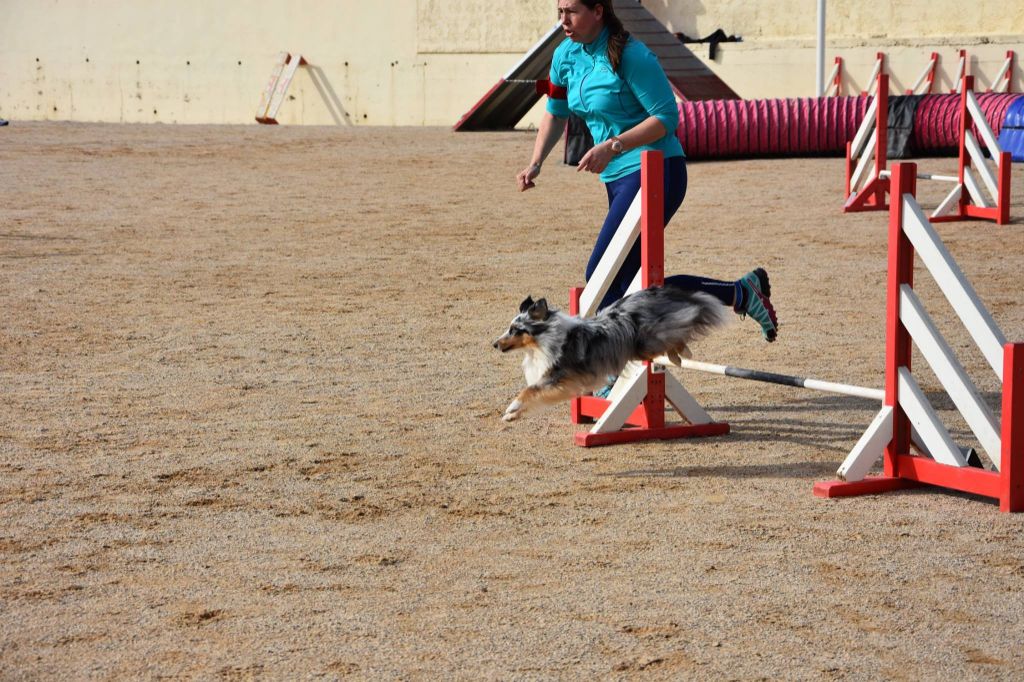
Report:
0,0,554,125
644,0,1023,41
643,0,1024,100
0,1,1020,127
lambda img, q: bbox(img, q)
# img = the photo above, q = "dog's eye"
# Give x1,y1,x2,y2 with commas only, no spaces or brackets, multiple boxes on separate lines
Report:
509,326,524,336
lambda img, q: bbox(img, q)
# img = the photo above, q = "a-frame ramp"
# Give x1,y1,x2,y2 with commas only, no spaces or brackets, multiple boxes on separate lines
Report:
454,4,739,132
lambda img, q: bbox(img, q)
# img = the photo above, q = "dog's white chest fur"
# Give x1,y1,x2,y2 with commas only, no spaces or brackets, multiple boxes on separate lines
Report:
521,347,552,386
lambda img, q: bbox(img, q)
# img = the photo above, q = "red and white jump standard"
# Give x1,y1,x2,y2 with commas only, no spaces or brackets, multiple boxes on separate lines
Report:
818,163,1024,512
569,150,730,447
844,75,1012,225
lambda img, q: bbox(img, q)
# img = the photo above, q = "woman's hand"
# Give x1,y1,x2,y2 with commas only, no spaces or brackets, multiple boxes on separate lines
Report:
516,163,542,192
576,140,616,174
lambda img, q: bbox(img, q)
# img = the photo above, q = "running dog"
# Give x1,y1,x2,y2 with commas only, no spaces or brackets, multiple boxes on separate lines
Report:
493,286,728,421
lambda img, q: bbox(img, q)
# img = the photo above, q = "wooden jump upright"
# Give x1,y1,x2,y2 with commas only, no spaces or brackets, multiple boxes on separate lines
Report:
568,151,730,447
818,162,1024,511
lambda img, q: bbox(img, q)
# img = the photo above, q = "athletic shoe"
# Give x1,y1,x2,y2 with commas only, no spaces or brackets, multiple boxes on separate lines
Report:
594,375,617,399
737,268,778,342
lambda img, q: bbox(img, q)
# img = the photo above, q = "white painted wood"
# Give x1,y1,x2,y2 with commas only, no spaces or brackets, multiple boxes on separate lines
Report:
606,360,645,404
802,378,885,401
850,97,878,161
677,359,728,376
931,184,962,218
962,165,991,208
664,373,714,425
850,129,878,193
266,54,304,121
909,56,936,94
900,196,1006,378
256,52,290,119
824,61,840,96
866,59,883,96
897,367,967,467
954,56,966,93
967,91,1003,162
964,132,999,200
591,368,647,434
899,286,1002,465
579,190,641,317
676,359,883,399
837,407,894,481
991,57,1012,94
880,171,957,182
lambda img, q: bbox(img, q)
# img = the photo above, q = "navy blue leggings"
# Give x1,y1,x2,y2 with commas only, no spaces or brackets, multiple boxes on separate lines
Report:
586,156,736,310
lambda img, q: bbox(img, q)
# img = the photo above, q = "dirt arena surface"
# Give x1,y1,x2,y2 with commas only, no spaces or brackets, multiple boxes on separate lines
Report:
2,122,1024,679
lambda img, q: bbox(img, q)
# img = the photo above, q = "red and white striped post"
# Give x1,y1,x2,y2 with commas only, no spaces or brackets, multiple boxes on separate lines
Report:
930,75,1013,226
818,162,1024,510
845,74,889,212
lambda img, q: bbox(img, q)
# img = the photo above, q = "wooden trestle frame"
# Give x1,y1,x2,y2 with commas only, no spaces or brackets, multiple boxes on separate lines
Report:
818,163,1024,511
568,151,730,447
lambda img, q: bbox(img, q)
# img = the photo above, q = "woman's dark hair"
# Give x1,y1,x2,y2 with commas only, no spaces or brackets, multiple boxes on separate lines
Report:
580,0,630,72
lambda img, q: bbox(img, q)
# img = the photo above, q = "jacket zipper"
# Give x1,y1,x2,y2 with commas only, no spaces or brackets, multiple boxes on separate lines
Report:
578,48,596,113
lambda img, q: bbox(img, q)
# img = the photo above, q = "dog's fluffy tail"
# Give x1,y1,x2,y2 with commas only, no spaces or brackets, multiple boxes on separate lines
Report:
623,286,730,363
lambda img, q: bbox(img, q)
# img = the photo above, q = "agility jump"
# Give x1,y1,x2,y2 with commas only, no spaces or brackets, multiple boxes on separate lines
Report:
820,162,1024,512
845,74,1013,224
568,150,882,446
568,150,730,447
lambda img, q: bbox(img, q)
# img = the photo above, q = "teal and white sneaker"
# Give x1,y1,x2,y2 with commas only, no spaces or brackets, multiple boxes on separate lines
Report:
736,268,778,342
594,375,617,399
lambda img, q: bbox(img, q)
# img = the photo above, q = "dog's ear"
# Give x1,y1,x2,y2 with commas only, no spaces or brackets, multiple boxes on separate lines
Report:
528,298,549,320
519,296,534,313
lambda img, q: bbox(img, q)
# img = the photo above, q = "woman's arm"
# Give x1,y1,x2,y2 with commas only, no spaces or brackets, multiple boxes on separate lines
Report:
578,43,678,175
516,111,568,192
575,116,665,175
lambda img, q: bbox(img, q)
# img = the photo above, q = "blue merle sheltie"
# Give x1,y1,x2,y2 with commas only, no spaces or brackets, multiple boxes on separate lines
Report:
493,285,728,421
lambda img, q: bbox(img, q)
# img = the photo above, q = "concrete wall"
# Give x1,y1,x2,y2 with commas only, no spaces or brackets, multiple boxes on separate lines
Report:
644,0,1024,101
0,0,1020,126
0,0,553,125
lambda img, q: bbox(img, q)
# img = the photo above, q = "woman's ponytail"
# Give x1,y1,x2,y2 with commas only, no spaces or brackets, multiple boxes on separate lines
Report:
580,0,631,72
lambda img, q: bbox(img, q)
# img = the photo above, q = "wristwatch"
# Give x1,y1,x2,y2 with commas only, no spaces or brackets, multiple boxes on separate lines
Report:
610,136,624,154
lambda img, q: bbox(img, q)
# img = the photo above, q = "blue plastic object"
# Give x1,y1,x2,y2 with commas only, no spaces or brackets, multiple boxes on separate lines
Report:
998,97,1024,162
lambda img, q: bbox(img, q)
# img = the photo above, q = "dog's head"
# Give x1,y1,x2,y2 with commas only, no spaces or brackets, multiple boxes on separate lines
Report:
492,296,551,352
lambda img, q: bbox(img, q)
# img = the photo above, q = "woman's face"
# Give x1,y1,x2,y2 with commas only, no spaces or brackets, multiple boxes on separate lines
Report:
557,1,604,44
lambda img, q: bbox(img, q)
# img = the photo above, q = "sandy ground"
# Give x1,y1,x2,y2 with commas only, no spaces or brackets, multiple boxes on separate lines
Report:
2,122,1024,680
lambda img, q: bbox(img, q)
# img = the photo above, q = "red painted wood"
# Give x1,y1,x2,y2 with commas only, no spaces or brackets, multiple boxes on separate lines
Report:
997,150,1012,225
575,422,729,447
813,477,920,499
891,454,1000,499
1001,344,1024,512
569,287,589,424
871,75,889,209
886,163,916,479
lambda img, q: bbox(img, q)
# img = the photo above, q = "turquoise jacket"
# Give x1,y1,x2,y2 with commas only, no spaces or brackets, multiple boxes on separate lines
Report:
547,27,684,182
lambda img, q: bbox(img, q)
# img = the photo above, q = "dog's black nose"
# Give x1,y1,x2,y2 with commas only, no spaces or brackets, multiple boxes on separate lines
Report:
492,340,499,349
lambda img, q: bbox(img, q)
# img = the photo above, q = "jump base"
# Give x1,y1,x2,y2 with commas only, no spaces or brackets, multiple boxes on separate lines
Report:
575,421,730,448
814,476,921,499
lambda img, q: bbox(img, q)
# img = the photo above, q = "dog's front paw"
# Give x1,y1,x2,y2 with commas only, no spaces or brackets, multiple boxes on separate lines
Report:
502,399,523,422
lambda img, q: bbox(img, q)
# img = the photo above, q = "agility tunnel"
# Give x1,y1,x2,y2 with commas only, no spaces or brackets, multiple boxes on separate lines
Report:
1000,97,1024,162
676,92,1023,160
